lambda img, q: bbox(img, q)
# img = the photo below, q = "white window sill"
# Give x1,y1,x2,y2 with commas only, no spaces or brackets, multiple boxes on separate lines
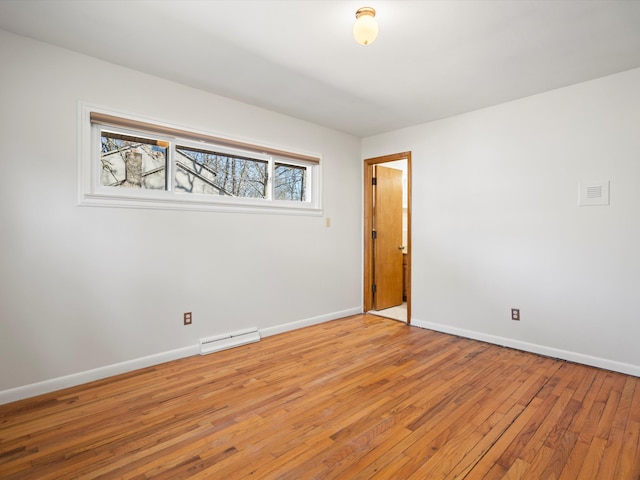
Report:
78,191,323,216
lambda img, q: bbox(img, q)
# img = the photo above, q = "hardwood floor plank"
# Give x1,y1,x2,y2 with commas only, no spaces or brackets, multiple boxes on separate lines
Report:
595,425,626,480
330,424,413,479
520,444,555,479
442,405,525,480
1,314,639,479
613,419,640,479
463,375,561,478
575,436,608,480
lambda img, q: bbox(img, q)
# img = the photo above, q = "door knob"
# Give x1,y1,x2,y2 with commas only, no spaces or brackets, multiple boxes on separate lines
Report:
398,246,405,251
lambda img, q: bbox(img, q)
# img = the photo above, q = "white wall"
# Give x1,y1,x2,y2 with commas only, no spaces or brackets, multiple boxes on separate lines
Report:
363,67,640,376
0,30,363,402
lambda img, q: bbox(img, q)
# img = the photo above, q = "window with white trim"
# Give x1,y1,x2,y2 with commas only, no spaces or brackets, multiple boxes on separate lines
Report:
79,105,322,214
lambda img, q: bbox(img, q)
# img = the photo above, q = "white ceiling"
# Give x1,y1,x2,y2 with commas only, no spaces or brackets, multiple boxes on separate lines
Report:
2,0,640,137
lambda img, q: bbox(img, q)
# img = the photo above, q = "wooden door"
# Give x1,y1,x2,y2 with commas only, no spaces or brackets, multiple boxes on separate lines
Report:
373,165,404,310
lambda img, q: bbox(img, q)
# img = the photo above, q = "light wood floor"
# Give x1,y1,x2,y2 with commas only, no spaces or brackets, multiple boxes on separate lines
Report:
1,314,639,479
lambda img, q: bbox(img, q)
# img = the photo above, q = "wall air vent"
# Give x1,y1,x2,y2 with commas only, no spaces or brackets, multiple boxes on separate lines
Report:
199,327,260,355
579,181,609,206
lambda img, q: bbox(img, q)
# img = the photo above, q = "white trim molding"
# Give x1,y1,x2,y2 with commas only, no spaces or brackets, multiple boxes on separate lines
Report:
77,101,323,216
411,318,640,378
0,307,362,405
0,346,198,406
260,307,363,338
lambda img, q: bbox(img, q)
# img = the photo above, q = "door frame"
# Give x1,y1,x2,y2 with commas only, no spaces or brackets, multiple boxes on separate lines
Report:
363,151,412,324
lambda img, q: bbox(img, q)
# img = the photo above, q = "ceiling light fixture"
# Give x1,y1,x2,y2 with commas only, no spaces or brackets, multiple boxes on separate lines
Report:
353,7,378,46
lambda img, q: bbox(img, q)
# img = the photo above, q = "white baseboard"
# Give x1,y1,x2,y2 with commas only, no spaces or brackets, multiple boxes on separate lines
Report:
0,345,199,406
411,318,640,378
260,307,363,338
0,306,363,406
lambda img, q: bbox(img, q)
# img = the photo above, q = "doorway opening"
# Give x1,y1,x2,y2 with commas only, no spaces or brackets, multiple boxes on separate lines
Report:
363,152,411,324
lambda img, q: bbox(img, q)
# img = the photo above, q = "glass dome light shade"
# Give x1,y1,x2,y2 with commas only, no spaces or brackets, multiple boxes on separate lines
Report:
353,7,378,46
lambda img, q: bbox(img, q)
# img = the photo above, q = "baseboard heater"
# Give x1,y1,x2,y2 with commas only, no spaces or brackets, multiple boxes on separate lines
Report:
199,327,261,355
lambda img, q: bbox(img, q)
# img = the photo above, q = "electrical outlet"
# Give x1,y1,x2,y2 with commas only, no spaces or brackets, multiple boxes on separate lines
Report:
511,308,520,321
184,312,192,325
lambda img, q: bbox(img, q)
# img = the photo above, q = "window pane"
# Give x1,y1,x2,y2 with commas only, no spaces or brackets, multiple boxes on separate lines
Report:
176,146,268,198
274,163,306,201
100,131,167,190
